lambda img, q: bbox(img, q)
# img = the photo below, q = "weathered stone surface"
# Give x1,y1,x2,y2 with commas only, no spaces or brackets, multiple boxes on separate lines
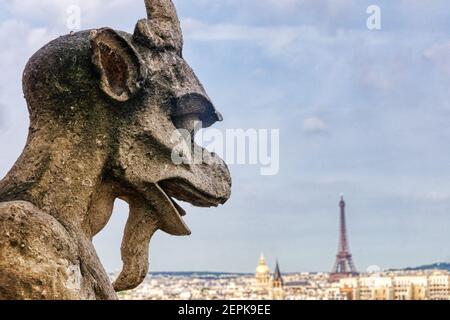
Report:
0,0,231,300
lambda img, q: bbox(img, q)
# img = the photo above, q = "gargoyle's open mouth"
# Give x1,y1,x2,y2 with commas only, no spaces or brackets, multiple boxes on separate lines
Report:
151,178,227,237
159,178,228,208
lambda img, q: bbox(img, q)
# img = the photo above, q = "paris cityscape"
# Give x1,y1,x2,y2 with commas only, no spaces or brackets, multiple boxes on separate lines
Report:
115,196,450,300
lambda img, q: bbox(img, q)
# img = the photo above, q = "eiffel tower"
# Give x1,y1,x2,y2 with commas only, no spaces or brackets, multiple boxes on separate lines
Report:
329,195,358,282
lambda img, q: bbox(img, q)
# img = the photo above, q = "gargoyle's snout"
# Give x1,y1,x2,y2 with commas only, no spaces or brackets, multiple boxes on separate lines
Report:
159,151,232,208
173,93,224,129
167,91,231,206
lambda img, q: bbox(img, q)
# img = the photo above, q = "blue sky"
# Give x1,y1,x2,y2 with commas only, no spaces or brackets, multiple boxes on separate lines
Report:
1,0,450,273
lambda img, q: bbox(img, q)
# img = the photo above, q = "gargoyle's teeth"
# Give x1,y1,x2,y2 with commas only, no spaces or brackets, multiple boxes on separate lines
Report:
169,197,186,216
146,183,191,236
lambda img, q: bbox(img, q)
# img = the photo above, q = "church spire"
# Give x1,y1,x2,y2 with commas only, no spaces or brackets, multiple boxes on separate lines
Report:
273,260,283,285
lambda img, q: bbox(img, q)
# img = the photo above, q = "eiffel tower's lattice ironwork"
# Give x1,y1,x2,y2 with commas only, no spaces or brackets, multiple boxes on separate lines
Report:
330,195,358,282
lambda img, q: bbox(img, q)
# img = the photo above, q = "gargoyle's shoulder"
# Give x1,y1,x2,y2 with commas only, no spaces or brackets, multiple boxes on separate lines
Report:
0,201,84,299
0,201,66,233
0,200,43,216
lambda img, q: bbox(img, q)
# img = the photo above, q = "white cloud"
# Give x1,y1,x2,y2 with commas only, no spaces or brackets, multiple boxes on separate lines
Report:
425,191,450,202
1,0,138,32
182,18,301,44
181,18,354,67
302,116,328,134
408,190,450,203
424,41,450,75
0,103,4,128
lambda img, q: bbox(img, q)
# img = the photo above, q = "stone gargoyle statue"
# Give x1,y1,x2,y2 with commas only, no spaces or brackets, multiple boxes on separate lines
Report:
0,0,231,300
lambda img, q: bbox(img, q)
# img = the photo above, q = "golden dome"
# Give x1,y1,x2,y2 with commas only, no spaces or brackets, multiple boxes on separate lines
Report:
256,254,270,275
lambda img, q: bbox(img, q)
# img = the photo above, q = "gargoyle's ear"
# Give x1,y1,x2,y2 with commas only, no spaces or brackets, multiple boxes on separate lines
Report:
90,28,145,102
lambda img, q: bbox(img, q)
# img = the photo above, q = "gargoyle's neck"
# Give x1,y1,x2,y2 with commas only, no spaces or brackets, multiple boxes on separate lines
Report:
0,127,111,232
0,126,121,300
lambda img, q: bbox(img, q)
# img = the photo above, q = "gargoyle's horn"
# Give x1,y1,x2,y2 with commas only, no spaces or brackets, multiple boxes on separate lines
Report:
144,0,179,23
134,0,183,53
